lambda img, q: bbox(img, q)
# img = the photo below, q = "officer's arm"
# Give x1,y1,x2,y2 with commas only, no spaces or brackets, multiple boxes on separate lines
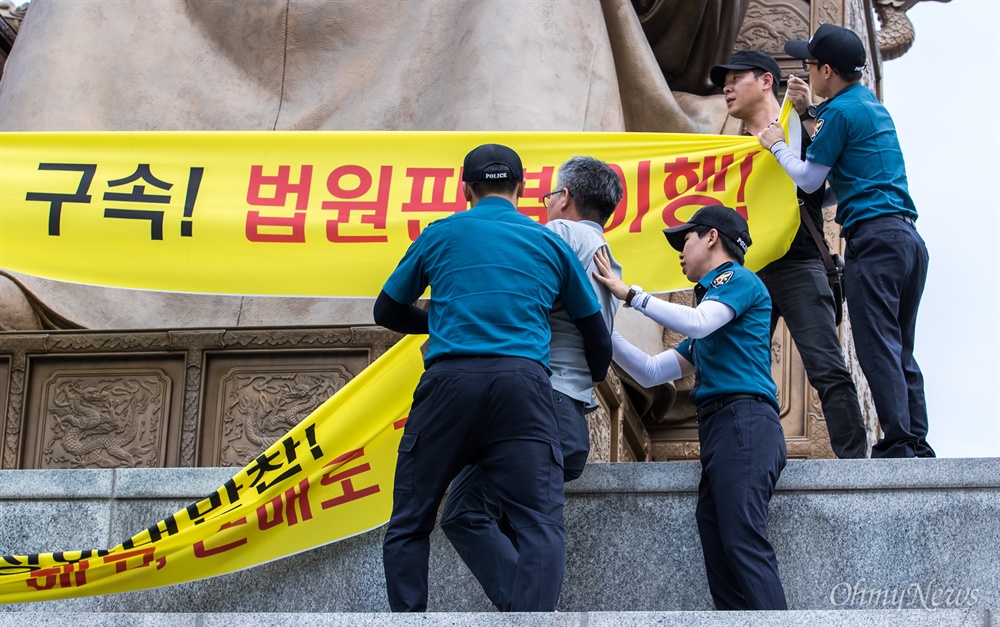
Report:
767,142,831,192
373,290,429,335
611,331,694,388
631,296,734,339
572,311,612,383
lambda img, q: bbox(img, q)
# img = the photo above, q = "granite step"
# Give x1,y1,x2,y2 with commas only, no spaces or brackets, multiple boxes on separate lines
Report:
1,458,997,614
0,609,995,626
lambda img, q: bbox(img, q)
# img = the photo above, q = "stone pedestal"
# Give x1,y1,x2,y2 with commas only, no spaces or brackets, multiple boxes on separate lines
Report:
1,459,997,613
0,327,401,469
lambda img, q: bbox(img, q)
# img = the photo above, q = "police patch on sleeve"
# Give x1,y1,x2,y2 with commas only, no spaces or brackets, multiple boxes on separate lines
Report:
811,118,825,140
710,270,734,288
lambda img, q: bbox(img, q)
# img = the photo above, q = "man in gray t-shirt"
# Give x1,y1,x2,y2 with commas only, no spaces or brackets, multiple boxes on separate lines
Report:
440,156,624,610
544,212,621,477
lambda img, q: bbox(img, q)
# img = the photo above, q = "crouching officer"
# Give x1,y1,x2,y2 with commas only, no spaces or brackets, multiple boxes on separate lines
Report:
594,204,787,610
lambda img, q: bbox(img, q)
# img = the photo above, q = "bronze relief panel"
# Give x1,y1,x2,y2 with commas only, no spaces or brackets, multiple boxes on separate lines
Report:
200,351,368,467
21,354,185,469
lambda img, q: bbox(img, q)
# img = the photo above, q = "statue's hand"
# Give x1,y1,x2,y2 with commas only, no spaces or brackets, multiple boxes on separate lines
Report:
786,76,813,114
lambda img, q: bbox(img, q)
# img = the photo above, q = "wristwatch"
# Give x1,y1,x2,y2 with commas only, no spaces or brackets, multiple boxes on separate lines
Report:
799,105,818,121
623,285,643,308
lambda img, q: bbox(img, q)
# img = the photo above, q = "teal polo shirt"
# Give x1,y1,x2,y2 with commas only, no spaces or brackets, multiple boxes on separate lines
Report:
675,262,777,411
382,197,600,369
807,82,917,230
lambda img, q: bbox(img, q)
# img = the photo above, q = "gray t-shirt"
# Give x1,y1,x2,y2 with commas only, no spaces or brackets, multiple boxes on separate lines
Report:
545,219,622,407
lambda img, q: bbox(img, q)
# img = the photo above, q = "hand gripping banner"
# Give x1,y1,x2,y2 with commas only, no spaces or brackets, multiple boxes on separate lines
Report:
0,103,798,296
0,334,426,604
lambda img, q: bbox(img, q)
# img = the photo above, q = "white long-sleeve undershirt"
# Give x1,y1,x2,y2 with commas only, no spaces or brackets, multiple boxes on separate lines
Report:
769,141,831,193
612,330,684,387
612,294,731,388
629,293,734,339
611,331,694,388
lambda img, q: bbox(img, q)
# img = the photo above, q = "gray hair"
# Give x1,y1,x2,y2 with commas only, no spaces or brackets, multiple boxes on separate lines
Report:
555,156,624,226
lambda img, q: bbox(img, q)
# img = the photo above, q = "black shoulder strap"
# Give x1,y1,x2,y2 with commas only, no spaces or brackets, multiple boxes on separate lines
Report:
796,124,837,274
799,202,837,274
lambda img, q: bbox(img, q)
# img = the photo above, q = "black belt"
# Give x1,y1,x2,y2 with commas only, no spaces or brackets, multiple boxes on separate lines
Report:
843,213,915,241
426,354,545,372
696,393,770,424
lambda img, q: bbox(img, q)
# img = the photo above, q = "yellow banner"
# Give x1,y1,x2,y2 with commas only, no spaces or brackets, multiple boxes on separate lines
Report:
0,334,426,604
0,109,797,602
0,109,797,297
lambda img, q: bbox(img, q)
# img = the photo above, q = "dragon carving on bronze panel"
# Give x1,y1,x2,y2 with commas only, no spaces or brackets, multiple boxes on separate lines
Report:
45,377,161,468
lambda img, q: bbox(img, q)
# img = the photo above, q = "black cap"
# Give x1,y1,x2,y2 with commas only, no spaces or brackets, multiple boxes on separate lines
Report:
710,50,782,99
785,24,867,74
461,143,523,183
663,205,752,263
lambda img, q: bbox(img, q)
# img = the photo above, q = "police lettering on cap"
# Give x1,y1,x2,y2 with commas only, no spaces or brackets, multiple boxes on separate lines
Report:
461,143,524,183
785,23,867,74
709,50,782,99
663,205,752,263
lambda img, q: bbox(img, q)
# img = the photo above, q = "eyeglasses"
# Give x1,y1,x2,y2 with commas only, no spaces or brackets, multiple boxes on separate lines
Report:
540,188,572,207
802,60,820,71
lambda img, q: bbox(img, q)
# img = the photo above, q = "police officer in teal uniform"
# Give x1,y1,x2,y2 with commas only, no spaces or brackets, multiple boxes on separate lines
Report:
439,156,625,611
375,144,612,612
595,205,787,610
760,24,932,459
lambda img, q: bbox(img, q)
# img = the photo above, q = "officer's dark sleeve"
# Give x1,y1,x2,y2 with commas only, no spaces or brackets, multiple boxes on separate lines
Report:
572,311,612,382
373,290,429,335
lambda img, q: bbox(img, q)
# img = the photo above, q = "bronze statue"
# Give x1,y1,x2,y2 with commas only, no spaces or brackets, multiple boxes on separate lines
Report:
0,0,945,331
1,0,749,330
